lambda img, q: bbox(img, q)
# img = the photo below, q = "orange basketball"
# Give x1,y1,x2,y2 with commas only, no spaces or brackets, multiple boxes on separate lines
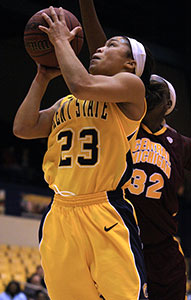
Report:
24,7,84,67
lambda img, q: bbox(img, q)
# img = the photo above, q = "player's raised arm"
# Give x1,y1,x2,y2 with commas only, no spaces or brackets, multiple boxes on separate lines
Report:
13,65,61,139
79,0,107,56
39,8,145,113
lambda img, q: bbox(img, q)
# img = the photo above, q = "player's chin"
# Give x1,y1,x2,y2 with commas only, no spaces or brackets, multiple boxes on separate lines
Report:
89,66,95,75
89,63,100,75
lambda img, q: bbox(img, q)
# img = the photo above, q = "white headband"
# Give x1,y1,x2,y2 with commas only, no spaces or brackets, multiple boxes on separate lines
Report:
127,37,146,77
151,74,176,115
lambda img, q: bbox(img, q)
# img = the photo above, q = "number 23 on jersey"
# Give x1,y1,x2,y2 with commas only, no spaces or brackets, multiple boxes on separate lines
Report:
57,127,99,167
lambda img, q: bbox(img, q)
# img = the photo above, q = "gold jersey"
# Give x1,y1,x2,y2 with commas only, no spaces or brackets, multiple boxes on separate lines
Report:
42,95,145,196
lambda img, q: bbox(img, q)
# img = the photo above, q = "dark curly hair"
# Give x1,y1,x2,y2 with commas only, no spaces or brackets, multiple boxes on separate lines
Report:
5,281,21,296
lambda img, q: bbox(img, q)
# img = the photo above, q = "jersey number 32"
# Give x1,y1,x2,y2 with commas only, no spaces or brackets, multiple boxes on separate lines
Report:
127,169,164,199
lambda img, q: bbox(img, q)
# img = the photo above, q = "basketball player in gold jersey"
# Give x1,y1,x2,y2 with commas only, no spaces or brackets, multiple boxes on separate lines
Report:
13,6,154,300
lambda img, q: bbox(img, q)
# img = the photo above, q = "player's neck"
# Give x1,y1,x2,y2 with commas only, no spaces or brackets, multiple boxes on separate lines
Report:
142,115,164,133
143,101,168,133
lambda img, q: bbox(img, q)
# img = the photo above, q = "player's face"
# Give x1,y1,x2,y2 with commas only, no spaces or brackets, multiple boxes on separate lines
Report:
145,83,171,118
89,36,132,76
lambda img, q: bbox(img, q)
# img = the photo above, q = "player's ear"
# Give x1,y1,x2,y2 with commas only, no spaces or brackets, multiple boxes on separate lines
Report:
166,99,172,110
124,59,136,74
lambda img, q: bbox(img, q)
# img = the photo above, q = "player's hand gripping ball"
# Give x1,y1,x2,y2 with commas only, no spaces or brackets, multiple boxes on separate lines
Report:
24,7,84,67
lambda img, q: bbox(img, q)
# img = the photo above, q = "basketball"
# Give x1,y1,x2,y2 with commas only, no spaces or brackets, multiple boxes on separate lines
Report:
24,7,84,67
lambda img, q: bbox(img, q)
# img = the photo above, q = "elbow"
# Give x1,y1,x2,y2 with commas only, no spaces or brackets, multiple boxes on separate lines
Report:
13,123,28,139
13,124,23,138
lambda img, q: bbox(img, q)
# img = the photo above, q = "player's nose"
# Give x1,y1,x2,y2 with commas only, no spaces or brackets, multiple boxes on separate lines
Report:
96,46,105,53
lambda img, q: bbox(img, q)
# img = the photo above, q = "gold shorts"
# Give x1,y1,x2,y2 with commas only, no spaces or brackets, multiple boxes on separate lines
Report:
39,189,148,300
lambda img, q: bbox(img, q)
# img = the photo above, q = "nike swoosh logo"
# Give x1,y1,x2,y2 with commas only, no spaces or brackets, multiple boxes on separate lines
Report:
104,222,118,232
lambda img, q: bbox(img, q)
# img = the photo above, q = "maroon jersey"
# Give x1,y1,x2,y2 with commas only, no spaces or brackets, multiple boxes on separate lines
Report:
125,123,191,245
